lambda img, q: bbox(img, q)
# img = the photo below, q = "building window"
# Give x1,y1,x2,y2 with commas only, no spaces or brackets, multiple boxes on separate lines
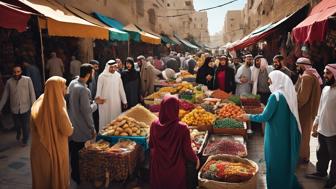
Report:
185,1,192,6
167,3,170,7
136,0,145,16
148,8,156,25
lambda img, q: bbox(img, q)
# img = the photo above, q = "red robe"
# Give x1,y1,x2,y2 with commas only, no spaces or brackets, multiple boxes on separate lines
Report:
149,96,198,189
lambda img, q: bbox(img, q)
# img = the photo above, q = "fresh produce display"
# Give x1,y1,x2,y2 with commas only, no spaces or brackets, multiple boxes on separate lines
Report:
203,137,247,157
189,129,207,153
179,109,189,119
181,107,216,126
228,95,241,106
200,103,215,113
176,82,193,92
211,89,231,100
240,94,260,100
86,140,111,151
159,87,177,93
148,100,194,113
101,116,149,137
179,90,195,102
179,100,195,111
214,118,244,129
201,160,256,183
145,91,162,99
218,103,245,119
242,106,264,114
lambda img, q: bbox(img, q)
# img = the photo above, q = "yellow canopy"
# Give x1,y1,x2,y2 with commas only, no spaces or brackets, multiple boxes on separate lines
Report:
123,24,161,45
20,0,108,39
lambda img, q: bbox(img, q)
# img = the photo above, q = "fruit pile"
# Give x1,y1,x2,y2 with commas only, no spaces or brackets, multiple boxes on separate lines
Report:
101,116,149,137
218,103,245,119
179,100,195,111
201,160,256,183
182,107,216,126
190,129,207,153
200,103,215,113
214,118,244,129
176,82,193,92
158,87,177,94
145,91,161,99
203,139,247,157
211,89,231,100
179,109,189,119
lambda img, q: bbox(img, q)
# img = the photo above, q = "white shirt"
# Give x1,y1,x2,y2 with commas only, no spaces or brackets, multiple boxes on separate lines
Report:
314,86,336,137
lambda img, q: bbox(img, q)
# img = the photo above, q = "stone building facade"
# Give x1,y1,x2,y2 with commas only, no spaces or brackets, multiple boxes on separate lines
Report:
57,0,209,45
223,0,321,43
223,10,244,44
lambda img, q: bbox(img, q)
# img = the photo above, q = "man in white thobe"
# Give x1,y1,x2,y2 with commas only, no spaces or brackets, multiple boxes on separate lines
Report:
235,54,253,95
95,60,127,131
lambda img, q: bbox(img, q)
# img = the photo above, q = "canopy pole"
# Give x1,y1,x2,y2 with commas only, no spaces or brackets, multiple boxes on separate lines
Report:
128,37,130,57
38,19,46,83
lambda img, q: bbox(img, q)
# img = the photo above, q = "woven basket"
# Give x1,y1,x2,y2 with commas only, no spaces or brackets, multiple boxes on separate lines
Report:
198,154,258,189
79,145,141,185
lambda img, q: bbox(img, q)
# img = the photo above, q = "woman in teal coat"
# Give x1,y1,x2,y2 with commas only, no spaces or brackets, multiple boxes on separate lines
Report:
239,70,302,189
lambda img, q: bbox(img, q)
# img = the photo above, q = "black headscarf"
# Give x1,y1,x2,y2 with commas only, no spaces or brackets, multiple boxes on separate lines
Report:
196,57,214,89
122,57,139,83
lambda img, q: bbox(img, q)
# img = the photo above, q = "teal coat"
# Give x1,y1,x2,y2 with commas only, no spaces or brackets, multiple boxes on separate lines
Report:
249,93,301,189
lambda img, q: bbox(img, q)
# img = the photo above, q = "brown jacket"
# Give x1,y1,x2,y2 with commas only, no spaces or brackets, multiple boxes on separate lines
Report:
140,61,156,96
295,72,321,159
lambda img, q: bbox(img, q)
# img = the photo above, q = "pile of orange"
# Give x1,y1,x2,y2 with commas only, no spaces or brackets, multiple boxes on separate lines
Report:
218,103,245,119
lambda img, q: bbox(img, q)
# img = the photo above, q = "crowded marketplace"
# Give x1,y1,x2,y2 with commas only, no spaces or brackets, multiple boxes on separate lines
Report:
0,0,336,189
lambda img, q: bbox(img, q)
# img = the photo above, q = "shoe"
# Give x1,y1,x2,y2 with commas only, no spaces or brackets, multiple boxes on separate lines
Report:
324,180,336,189
306,172,328,180
247,129,253,134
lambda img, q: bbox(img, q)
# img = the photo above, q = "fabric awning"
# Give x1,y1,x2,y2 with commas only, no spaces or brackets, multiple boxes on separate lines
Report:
123,24,161,44
0,1,36,32
65,6,128,41
174,35,199,49
231,4,308,50
292,0,336,43
19,0,108,39
161,34,177,45
170,36,182,45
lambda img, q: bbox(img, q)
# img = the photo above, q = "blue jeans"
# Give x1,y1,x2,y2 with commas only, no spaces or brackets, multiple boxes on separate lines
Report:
13,111,30,144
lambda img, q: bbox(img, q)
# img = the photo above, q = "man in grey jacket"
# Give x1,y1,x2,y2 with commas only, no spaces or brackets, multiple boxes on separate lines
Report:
0,64,36,146
68,63,104,185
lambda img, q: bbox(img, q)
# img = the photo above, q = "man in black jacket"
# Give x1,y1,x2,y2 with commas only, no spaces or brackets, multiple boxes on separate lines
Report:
212,55,236,93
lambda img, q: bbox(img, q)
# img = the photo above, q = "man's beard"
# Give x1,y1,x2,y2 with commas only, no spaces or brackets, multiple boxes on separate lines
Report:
246,62,252,67
14,75,22,80
324,77,335,86
255,64,260,69
297,67,304,75
273,64,282,70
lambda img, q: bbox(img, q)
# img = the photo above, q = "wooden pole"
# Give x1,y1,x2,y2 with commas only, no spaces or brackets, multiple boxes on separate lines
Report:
38,20,46,83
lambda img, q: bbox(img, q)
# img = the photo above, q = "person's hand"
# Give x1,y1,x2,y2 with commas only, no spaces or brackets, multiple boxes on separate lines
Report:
206,75,213,81
237,114,249,122
196,158,200,170
123,103,128,110
312,123,318,138
95,97,106,104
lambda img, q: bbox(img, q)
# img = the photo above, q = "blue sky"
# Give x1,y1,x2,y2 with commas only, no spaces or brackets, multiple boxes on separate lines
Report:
193,0,246,36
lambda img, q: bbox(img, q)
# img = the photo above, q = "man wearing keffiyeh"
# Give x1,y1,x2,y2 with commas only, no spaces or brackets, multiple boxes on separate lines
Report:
306,64,336,189
295,57,322,165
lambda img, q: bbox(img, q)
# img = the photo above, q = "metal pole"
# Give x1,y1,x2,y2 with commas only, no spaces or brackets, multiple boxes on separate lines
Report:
128,38,130,57
38,20,46,83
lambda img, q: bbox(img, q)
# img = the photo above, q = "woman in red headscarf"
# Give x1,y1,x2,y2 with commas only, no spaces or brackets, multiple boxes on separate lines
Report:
149,95,199,189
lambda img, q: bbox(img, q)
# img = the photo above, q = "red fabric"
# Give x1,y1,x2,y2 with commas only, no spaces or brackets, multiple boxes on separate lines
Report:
292,0,336,43
217,70,226,91
149,95,198,189
0,2,32,32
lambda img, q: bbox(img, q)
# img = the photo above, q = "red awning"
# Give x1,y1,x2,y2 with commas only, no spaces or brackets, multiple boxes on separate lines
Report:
0,1,37,32
292,0,336,43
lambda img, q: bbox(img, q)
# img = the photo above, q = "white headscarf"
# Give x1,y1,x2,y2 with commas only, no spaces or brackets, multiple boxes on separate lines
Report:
269,70,301,133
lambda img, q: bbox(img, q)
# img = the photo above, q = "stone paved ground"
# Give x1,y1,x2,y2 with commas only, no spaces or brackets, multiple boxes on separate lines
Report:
0,118,328,189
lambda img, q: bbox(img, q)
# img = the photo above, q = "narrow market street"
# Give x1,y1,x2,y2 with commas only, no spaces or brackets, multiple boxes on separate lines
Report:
0,121,325,189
